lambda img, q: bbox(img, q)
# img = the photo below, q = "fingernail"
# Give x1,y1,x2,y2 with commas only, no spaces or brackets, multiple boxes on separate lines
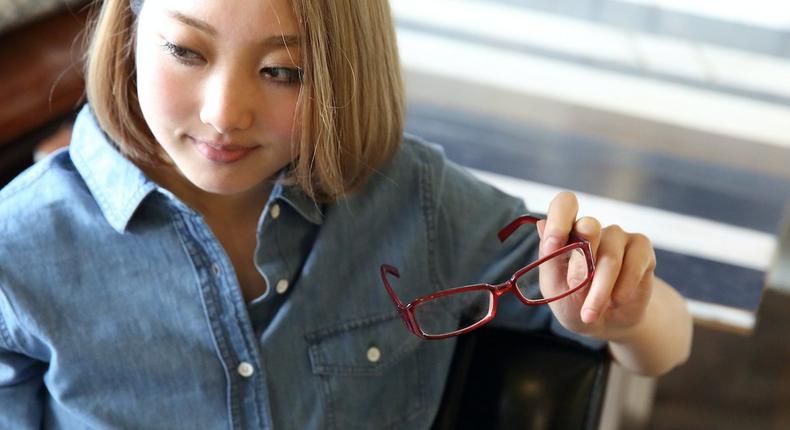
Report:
581,308,598,324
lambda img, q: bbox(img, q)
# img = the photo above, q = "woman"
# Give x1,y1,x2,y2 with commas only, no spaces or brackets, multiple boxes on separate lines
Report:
0,0,692,428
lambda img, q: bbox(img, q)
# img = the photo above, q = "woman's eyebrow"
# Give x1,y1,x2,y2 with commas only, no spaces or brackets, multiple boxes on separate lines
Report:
166,10,301,48
167,10,216,36
263,35,301,49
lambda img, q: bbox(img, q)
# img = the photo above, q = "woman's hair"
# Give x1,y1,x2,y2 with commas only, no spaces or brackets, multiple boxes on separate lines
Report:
85,0,404,202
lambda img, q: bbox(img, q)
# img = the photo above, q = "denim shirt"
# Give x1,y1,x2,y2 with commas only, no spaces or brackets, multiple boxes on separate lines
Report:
0,106,592,429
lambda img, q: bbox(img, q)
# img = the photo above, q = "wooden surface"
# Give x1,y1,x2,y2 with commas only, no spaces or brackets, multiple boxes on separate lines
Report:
650,289,790,430
0,6,88,147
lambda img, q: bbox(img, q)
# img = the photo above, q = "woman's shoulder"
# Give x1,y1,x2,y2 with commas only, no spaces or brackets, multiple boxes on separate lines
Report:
385,133,478,192
348,132,525,245
387,133,446,177
0,149,95,241
392,134,522,210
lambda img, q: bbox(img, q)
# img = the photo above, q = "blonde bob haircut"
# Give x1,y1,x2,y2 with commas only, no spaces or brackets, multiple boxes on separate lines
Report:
85,0,404,202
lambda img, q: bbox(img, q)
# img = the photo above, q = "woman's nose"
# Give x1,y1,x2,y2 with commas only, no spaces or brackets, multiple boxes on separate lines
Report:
199,72,255,134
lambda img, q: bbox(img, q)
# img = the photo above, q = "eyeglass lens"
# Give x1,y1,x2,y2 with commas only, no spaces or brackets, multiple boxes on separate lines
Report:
413,247,589,336
520,247,589,300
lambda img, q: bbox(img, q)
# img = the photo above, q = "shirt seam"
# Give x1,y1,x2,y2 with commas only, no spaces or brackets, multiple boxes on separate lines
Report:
119,183,154,229
171,213,241,428
187,212,270,429
304,311,399,341
418,146,449,293
0,283,22,351
69,120,153,232
71,142,121,228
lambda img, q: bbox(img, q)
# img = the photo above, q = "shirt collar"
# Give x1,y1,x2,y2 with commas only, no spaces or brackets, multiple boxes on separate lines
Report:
270,179,324,225
69,106,157,234
70,105,324,231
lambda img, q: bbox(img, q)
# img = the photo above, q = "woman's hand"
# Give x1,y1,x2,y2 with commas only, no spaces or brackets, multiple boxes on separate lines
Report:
534,191,692,376
536,191,656,341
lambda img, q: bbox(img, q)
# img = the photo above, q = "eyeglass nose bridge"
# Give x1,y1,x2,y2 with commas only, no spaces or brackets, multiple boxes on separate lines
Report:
490,280,517,296
487,279,539,309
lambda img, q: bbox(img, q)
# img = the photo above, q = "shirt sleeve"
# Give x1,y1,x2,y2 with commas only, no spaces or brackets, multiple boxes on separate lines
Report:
0,286,44,428
430,153,605,349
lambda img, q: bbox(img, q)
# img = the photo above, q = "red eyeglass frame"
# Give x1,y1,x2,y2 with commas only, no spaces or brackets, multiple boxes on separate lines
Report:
380,214,596,340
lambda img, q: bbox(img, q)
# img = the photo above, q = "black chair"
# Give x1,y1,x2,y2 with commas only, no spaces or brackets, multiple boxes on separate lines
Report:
433,326,610,430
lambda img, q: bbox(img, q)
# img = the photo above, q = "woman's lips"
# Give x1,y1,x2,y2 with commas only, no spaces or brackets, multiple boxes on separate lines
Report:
190,137,259,163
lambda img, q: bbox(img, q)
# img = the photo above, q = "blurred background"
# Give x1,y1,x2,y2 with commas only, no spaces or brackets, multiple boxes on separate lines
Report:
1,0,789,429
392,0,790,429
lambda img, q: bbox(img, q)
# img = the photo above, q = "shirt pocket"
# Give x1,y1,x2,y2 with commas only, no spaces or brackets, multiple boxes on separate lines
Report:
306,312,431,430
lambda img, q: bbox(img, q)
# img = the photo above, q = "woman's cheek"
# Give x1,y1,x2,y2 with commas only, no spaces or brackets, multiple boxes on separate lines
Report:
135,41,189,118
143,64,196,123
266,95,299,144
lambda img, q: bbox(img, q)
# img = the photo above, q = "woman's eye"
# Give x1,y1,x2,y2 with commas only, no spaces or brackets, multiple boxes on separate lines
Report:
261,67,303,85
161,41,203,64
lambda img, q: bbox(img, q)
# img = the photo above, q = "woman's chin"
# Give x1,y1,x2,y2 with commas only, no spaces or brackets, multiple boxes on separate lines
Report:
185,172,271,198
191,180,255,196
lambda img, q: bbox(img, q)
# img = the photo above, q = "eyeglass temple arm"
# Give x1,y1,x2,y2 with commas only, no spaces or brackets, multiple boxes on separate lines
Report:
498,213,586,243
497,214,543,242
380,264,406,308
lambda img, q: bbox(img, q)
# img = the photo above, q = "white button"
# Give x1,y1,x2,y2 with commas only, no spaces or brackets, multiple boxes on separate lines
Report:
275,279,289,294
366,346,381,363
237,362,254,378
211,263,221,276
270,204,281,219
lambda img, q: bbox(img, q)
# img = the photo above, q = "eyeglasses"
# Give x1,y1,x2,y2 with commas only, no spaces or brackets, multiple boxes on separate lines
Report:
380,214,595,340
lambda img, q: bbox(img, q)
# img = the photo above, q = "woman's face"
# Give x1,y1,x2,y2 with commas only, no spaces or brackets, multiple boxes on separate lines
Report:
134,0,302,196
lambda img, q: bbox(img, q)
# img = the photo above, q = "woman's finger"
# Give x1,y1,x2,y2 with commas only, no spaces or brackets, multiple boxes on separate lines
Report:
611,233,656,305
542,192,579,255
581,225,627,323
574,216,602,259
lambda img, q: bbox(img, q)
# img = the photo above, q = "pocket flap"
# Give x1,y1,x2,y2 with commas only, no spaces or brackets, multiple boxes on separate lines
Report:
306,312,421,376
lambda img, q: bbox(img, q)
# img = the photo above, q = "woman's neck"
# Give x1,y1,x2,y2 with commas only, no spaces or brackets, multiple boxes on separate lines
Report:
139,162,272,226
